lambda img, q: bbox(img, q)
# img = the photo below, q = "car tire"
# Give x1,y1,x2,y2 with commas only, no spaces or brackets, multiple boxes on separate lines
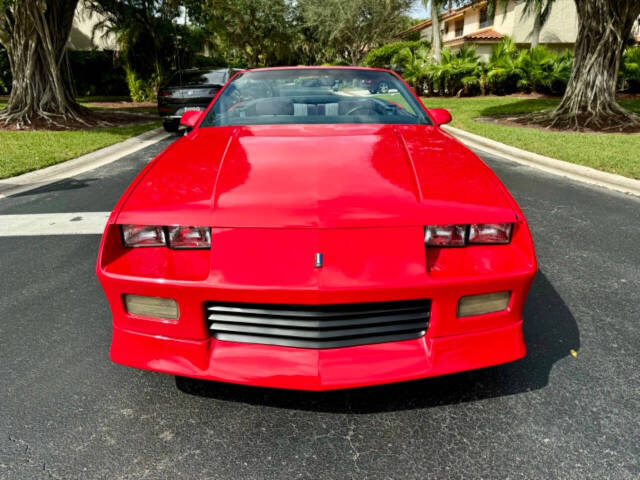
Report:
163,120,180,133
376,82,389,94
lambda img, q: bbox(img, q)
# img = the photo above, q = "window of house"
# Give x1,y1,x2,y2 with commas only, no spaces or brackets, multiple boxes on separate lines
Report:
479,6,493,29
444,22,449,34
455,20,464,37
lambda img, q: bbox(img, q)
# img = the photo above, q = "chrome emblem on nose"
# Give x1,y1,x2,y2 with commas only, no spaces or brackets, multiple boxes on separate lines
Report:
314,252,323,268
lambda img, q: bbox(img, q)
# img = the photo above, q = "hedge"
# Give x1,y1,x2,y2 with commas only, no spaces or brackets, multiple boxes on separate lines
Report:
0,45,10,95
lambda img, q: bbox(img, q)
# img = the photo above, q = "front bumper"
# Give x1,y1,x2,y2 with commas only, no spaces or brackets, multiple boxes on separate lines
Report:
98,224,536,390
111,320,525,390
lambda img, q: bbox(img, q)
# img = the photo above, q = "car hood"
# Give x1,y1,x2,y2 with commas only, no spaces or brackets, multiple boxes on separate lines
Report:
116,124,518,228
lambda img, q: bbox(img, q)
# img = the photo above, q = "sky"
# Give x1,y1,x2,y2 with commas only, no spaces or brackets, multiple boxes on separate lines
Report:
409,1,429,19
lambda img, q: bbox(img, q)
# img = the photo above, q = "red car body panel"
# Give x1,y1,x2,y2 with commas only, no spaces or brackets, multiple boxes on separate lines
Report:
97,67,537,390
117,124,517,228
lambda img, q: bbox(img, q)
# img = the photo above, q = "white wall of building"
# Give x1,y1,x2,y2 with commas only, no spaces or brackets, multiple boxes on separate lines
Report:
509,0,578,45
68,3,117,51
419,0,579,52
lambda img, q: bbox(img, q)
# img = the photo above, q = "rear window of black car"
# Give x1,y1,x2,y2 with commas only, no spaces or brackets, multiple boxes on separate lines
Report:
169,70,227,87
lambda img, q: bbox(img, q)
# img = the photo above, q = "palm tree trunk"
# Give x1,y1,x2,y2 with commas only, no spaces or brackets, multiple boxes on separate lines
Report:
530,10,542,48
0,0,88,128
430,0,442,63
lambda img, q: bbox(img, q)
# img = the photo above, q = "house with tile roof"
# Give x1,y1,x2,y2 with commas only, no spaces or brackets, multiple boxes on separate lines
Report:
399,0,579,61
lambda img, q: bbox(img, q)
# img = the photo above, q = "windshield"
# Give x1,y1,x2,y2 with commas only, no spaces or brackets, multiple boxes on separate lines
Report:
200,68,431,127
169,70,227,87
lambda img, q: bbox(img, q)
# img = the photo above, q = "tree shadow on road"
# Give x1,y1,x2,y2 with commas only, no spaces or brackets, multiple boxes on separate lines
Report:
176,272,579,413
7,177,99,197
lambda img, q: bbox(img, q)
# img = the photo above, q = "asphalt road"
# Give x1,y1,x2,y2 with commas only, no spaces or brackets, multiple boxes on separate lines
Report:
1,135,639,480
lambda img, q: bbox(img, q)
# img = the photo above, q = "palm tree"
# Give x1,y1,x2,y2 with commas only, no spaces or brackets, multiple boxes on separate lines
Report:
423,0,447,63
390,43,431,92
426,46,481,96
486,36,524,93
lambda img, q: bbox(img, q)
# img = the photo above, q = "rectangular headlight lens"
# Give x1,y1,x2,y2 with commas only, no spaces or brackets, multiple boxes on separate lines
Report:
124,294,179,320
458,291,511,317
425,224,466,246
167,226,211,249
121,225,166,247
469,223,512,244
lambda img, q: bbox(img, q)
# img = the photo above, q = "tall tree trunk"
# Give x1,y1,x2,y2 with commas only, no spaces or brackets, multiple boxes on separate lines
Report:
0,0,89,128
530,9,542,49
430,0,441,63
544,0,640,130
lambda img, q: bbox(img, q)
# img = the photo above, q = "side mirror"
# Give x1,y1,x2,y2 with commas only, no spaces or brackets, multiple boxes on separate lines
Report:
180,110,203,130
428,108,452,126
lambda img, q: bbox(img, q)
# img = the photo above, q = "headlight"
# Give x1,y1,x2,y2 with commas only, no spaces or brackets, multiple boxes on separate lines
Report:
121,225,211,249
468,223,512,244
121,225,166,247
425,224,466,246
167,226,211,249
425,223,513,247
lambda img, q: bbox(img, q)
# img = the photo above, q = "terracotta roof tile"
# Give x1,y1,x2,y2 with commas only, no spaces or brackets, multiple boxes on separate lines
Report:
464,28,504,40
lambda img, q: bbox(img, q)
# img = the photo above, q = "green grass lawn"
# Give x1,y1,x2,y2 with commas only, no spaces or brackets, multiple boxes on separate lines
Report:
0,122,159,179
0,97,159,179
419,96,640,179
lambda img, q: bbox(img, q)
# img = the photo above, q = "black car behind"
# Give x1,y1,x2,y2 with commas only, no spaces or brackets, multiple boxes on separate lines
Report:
157,68,239,132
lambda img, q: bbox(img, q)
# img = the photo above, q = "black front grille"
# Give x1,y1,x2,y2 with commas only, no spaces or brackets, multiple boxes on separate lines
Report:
205,300,430,349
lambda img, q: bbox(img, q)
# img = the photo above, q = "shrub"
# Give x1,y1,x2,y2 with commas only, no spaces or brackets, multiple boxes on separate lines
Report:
484,38,573,96
621,46,640,92
364,40,431,69
486,37,523,94
0,45,10,95
516,45,572,94
0,48,131,98
425,47,482,96
68,50,128,97
125,68,158,102
390,43,430,92
191,54,228,69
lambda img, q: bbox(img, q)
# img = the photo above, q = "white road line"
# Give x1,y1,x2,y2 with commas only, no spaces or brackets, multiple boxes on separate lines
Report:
0,212,111,236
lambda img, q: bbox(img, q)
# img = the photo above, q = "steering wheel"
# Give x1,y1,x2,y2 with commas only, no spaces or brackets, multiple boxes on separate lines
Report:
345,104,373,116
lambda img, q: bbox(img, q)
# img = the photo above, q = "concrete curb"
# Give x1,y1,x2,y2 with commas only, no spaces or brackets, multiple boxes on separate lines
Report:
442,125,640,198
0,127,171,199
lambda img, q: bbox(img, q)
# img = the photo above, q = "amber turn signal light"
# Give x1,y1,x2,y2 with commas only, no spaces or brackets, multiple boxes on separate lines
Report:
457,291,511,318
124,294,179,320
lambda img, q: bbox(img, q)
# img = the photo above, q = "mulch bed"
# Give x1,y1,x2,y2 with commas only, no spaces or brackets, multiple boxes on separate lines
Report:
0,108,158,131
475,114,640,134
82,100,156,109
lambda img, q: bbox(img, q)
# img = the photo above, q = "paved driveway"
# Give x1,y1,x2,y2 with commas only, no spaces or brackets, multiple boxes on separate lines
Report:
1,138,638,479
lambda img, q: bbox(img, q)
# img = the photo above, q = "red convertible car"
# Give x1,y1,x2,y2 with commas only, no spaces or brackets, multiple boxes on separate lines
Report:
97,67,537,391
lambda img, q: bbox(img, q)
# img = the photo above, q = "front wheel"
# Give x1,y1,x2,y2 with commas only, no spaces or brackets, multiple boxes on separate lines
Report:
162,120,179,133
